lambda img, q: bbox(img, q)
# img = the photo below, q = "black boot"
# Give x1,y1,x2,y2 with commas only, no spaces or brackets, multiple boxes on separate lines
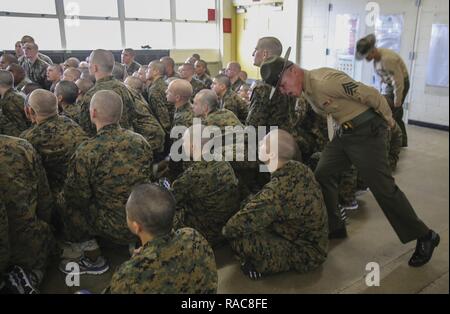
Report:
408,230,440,267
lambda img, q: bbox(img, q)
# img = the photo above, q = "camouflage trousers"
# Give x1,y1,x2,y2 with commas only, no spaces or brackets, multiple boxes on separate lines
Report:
229,231,326,275
59,198,137,246
387,122,403,172
9,220,54,272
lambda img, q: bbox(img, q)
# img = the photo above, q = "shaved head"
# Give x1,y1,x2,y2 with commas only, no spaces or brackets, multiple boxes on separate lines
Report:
64,57,81,69
149,60,165,76
0,70,14,88
90,49,115,74
63,67,82,82
75,78,94,94
195,89,219,112
6,63,25,86
257,37,283,57
265,129,300,162
55,80,79,104
124,76,143,92
0,53,18,70
126,183,175,236
168,79,193,100
90,90,123,124
29,89,58,117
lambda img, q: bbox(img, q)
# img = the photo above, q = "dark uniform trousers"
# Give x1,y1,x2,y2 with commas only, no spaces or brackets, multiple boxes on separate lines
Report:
387,77,410,147
315,114,429,244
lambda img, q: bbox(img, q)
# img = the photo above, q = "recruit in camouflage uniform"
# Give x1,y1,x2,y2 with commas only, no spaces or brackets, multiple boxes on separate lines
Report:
78,76,136,136
124,61,141,77
171,161,240,247
147,77,172,132
189,78,207,103
0,135,54,272
108,228,218,294
60,102,82,125
231,78,245,93
0,198,9,277
0,88,29,137
246,82,297,133
61,124,153,245
20,114,88,201
223,160,329,275
19,58,49,89
220,88,249,125
173,102,194,129
128,88,166,155
195,74,213,89
204,108,262,198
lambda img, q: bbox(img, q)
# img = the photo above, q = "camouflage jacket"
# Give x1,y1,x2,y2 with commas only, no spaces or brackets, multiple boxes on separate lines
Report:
173,102,194,129
221,89,249,124
124,61,141,76
61,102,82,125
15,77,33,93
109,228,217,294
246,82,297,133
147,77,171,132
0,88,29,137
78,76,136,136
19,58,49,89
189,78,207,102
223,161,328,270
172,161,240,246
20,115,88,197
195,74,213,89
204,109,243,134
129,88,166,154
63,124,153,244
231,78,245,93
0,135,53,270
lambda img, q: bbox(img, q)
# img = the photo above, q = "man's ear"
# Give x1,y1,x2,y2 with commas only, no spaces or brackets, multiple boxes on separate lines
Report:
57,95,63,103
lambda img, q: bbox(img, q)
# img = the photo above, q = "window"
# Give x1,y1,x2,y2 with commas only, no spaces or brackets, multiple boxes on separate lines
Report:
0,0,56,14
65,20,121,50
125,21,172,49
63,0,118,17
176,0,216,21
426,24,449,87
124,0,171,20
0,17,61,50
375,15,404,52
175,23,218,49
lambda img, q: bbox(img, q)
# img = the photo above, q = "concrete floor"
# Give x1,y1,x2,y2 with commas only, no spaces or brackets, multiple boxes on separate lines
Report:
40,125,449,294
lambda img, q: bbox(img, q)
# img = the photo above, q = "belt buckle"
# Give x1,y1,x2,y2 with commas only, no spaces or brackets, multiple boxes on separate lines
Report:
341,122,354,134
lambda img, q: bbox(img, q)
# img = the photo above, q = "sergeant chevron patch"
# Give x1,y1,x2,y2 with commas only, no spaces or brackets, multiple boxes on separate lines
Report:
342,82,358,96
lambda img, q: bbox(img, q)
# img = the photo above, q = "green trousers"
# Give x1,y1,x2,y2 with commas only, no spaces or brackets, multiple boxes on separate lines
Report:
315,115,429,244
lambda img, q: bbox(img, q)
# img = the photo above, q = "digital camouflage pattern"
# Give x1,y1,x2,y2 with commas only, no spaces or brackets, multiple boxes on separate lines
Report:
0,135,54,271
173,102,194,128
129,88,166,154
78,76,136,136
231,78,245,93
189,78,207,103
60,102,82,125
0,88,29,137
147,77,171,132
223,160,328,274
172,161,240,247
221,89,249,125
108,228,218,294
61,124,153,244
246,82,297,133
19,58,49,89
195,74,213,89
204,108,242,134
20,114,88,199
338,167,357,205
124,61,141,77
